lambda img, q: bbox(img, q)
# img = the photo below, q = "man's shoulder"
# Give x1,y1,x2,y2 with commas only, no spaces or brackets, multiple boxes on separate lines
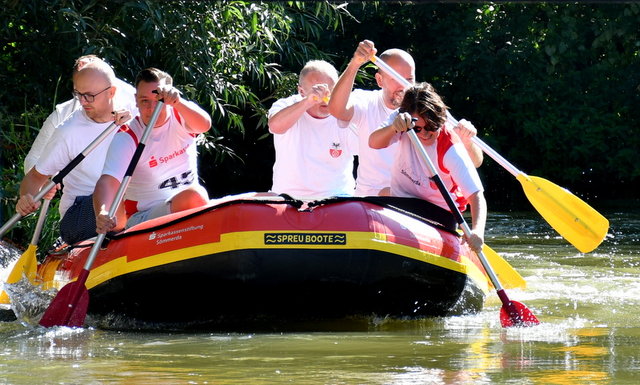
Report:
117,122,141,144
114,78,136,94
351,88,383,110
350,89,388,125
351,88,381,99
55,108,88,131
48,99,80,125
54,98,79,113
122,116,150,138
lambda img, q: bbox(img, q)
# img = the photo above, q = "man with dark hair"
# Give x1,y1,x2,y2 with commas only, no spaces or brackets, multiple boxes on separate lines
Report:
369,82,487,253
94,68,212,234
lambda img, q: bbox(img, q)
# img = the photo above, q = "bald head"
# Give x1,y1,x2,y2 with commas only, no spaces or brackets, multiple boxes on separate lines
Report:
379,48,415,74
72,59,117,122
378,48,416,78
376,48,416,109
73,59,116,87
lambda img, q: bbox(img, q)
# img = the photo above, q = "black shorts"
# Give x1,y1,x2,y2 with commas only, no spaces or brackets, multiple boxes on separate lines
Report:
59,195,97,245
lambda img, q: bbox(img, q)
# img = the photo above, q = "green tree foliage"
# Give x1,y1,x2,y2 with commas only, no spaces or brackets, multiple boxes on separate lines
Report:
320,3,640,207
448,3,640,203
1,0,349,144
0,0,350,248
1,2,639,249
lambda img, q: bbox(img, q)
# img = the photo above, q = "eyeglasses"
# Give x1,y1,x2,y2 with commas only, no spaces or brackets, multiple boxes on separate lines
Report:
72,86,111,103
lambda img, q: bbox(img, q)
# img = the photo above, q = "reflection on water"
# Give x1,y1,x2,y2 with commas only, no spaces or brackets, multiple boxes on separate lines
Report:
0,211,639,384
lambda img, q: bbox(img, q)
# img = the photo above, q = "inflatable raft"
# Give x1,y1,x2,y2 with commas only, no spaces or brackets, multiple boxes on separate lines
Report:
34,194,491,330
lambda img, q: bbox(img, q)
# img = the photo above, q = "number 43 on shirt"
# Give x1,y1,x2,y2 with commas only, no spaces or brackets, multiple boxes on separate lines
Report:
159,171,194,189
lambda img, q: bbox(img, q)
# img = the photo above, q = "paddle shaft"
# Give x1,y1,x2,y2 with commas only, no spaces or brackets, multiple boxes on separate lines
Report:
407,129,538,326
374,55,500,156
405,131,503,286
372,55,607,253
0,122,119,238
374,54,540,324
30,199,50,246
82,101,164,273
39,101,164,327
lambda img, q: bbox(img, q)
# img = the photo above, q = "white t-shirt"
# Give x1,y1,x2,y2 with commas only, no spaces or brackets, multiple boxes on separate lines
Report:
101,107,201,213
24,78,137,172
386,112,484,211
35,109,119,217
269,94,357,199
348,89,398,196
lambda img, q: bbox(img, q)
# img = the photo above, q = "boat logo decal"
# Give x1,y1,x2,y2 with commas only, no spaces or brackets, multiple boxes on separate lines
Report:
264,233,346,245
149,225,205,245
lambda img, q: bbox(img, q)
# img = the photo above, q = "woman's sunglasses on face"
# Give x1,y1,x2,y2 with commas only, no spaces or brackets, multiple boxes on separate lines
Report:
404,114,439,133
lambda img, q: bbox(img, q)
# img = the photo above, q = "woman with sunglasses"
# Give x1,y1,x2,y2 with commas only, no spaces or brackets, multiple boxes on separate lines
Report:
369,82,487,253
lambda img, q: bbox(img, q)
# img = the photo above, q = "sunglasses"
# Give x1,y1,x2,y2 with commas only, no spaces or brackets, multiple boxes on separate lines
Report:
404,114,440,133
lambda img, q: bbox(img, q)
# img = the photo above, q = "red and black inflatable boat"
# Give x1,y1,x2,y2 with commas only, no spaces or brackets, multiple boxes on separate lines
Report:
35,194,491,330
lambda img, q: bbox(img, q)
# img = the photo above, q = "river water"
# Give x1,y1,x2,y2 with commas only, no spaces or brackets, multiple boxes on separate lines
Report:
0,210,638,384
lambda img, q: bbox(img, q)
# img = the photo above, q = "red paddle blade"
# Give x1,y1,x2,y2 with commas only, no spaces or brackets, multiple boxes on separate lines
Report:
500,300,540,327
39,281,89,328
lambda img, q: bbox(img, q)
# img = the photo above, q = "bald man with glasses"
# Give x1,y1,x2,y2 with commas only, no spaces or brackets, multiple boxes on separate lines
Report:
23,55,136,173
16,58,132,245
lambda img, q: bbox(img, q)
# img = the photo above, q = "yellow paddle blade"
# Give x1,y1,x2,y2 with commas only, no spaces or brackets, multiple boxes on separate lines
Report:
517,174,609,253
483,244,526,289
0,292,9,304
0,244,38,304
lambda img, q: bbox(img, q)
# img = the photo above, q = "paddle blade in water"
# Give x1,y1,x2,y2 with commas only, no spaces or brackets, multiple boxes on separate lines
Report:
499,300,540,327
39,280,89,328
483,244,526,290
517,174,609,253
0,244,39,304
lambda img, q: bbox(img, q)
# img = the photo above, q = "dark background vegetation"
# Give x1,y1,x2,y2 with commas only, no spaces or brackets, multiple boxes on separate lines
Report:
1,1,639,248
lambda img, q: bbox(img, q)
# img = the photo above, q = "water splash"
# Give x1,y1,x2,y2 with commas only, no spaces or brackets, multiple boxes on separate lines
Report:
0,240,22,268
3,277,57,326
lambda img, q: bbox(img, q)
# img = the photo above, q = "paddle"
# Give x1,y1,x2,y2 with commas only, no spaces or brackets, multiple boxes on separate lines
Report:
368,56,524,289
405,128,539,327
0,122,119,239
1,121,120,307
370,55,608,253
482,244,526,290
0,199,50,304
39,100,164,328
464,139,609,253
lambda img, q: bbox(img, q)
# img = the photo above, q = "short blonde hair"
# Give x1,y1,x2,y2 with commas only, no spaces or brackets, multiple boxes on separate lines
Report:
299,60,338,84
